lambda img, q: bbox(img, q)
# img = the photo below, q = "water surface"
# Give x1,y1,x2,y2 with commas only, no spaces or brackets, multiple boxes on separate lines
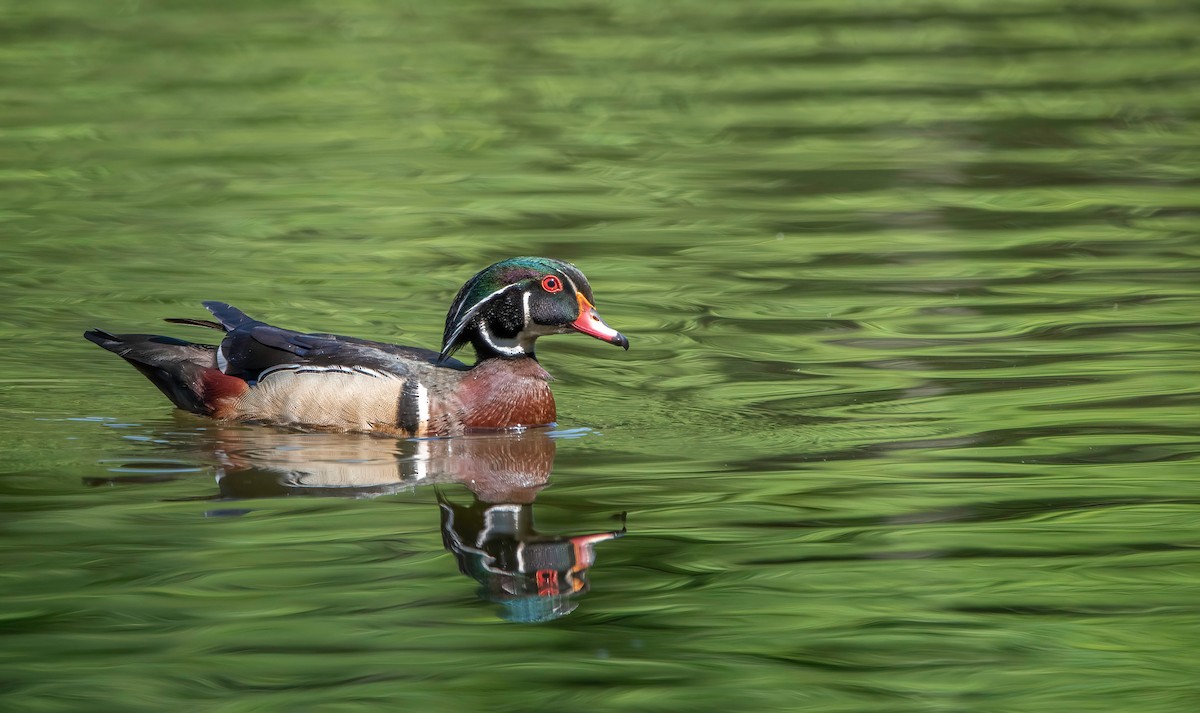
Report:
3,0,1200,711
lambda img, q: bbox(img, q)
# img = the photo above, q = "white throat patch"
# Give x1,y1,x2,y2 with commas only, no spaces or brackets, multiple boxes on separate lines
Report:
477,322,527,357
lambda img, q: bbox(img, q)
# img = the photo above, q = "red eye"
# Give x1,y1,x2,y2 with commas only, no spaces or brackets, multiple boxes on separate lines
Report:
541,275,563,293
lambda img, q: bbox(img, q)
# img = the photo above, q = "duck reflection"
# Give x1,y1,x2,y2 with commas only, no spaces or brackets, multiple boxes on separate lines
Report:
438,486,625,623
88,426,626,622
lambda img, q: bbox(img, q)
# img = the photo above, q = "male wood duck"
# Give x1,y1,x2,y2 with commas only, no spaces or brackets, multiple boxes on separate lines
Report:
83,257,628,436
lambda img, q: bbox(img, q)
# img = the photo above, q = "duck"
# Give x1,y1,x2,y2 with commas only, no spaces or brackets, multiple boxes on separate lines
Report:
83,257,628,436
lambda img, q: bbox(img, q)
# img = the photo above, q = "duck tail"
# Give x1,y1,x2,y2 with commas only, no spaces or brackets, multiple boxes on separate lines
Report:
83,329,246,416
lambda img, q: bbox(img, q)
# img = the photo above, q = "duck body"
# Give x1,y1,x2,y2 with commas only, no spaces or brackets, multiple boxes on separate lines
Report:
83,257,627,436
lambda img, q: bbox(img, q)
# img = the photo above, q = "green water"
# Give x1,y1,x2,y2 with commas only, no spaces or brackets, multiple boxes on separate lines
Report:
4,0,1200,710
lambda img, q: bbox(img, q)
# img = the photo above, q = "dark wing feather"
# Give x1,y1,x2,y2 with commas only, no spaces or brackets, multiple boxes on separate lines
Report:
203,301,258,331
204,302,468,382
164,318,226,331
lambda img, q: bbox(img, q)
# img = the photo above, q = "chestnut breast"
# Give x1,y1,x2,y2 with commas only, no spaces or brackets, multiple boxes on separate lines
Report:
431,358,556,434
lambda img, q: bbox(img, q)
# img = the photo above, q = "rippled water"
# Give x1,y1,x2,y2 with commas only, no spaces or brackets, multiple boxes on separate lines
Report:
4,1,1200,711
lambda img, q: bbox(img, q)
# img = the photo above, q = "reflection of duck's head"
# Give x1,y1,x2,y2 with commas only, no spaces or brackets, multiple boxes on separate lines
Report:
210,426,556,503
438,490,626,623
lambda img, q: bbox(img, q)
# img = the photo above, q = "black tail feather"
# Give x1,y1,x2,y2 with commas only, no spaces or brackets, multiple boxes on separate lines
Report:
83,329,217,415
83,328,123,350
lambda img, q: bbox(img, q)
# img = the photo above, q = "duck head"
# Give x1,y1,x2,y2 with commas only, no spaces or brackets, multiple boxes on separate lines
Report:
440,257,629,362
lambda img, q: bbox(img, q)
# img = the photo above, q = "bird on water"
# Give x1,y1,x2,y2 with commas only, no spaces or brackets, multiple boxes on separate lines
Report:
84,257,628,436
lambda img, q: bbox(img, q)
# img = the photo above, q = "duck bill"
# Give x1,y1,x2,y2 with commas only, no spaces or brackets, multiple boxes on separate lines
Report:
572,293,629,350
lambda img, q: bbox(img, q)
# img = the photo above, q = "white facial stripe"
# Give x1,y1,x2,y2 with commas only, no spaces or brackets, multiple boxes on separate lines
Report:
444,283,524,350
216,346,229,373
558,270,581,296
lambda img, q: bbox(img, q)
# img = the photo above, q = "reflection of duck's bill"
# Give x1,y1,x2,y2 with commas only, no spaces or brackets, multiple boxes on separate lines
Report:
568,529,626,571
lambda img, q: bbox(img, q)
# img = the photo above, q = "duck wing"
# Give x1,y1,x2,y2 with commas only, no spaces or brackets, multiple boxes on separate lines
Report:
201,301,467,384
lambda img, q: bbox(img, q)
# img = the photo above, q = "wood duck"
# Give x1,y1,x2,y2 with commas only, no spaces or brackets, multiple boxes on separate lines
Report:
83,257,628,436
